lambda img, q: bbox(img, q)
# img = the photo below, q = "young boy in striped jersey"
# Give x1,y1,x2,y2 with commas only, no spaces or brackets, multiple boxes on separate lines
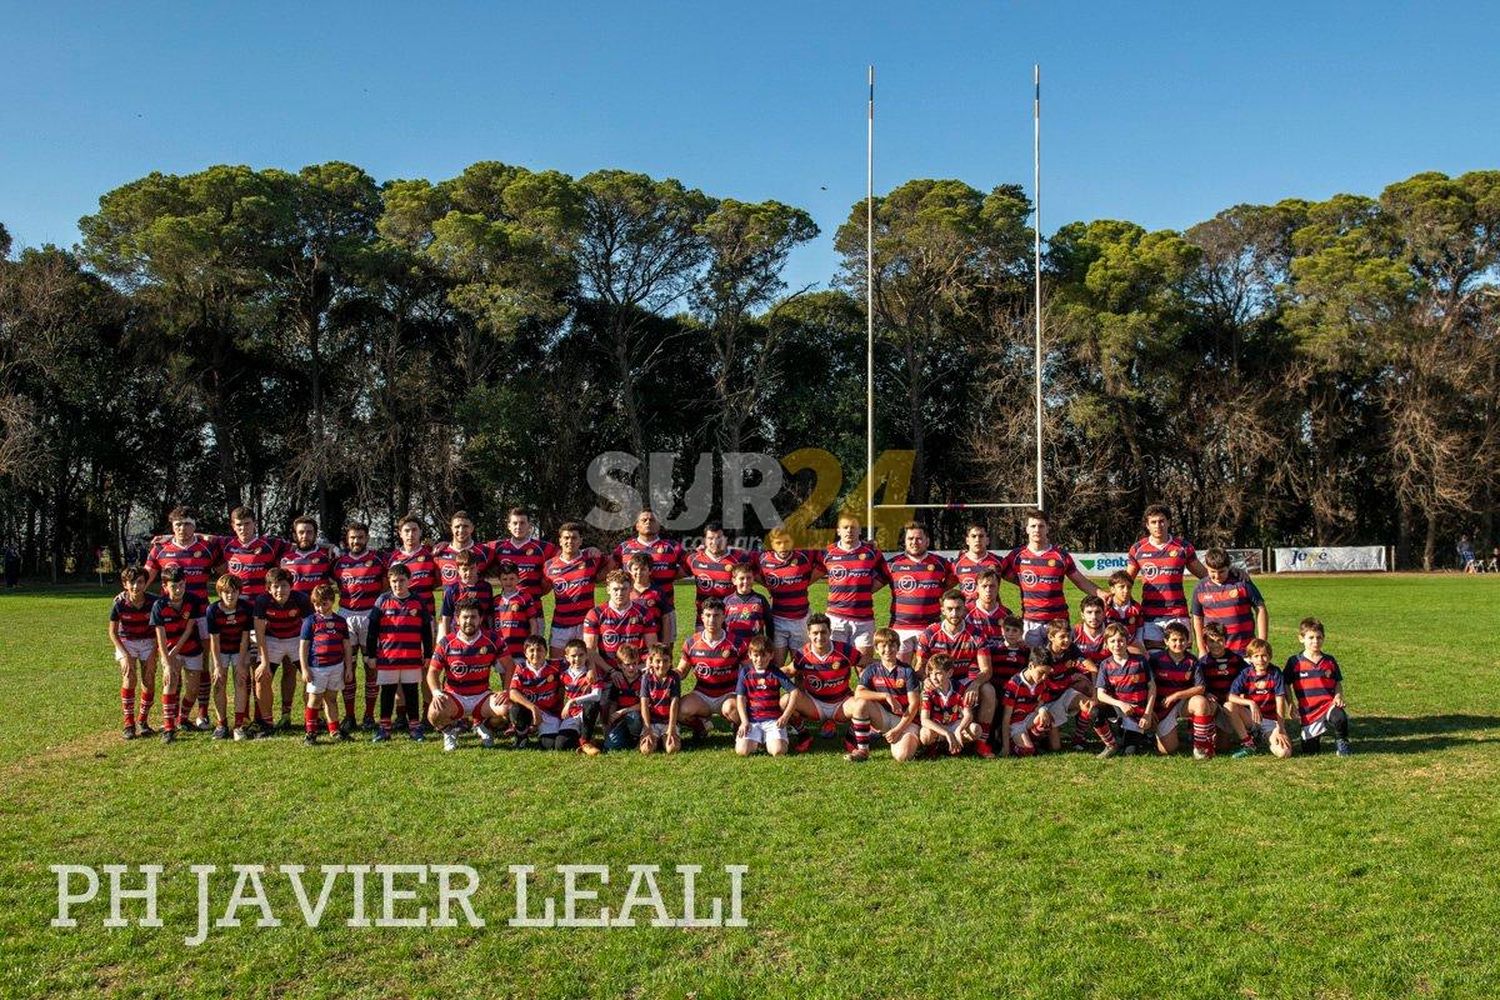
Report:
640,643,683,755
558,638,606,754
755,526,822,665
1000,648,1055,756
507,635,566,750
603,643,646,752
723,563,771,645
334,521,386,731
1284,618,1352,756
1227,638,1293,758
298,583,353,744
254,566,313,733
1104,571,1144,647
1195,622,1258,758
919,654,979,756
438,549,495,640
110,566,157,739
845,628,921,762
734,636,795,756
207,573,253,740
150,565,207,742
366,563,434,742
1148,621,1219,759
1092,623,1156,758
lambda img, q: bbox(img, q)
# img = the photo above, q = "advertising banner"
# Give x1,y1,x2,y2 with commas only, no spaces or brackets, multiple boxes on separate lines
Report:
1273,546,1387,572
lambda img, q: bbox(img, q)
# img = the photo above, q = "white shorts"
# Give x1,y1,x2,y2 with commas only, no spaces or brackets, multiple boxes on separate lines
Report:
532,710,562,736
378,667,424,685
648,722,671,739
1140,616,1190,645
262,636,300,665
892,627,925,660
1009,709,1044,742
338,609,372,648
770,615,808,651
740,720,785,745
550,624,583,648
215,652,244,672
925,720,965,739
803,696,846,722
114,638,156,664
868,705,918,739
827,615,876,651
306,665,344,694
1022,618,1059,648
1119,708,1148,733
1299,715,1334,739
1157,703,1183,732
1045,687,1081,726
176,653,204,672
448,690,493,718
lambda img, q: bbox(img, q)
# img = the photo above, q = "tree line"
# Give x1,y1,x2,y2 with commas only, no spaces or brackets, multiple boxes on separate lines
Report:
0,162,1495,576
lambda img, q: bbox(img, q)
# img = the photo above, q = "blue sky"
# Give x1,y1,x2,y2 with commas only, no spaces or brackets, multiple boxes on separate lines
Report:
3,1,1497,291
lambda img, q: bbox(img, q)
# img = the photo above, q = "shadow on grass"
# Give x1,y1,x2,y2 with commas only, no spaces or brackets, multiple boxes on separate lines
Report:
1341,714,1499,755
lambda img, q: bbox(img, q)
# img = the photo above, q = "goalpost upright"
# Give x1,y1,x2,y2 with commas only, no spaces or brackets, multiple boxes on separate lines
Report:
865,64,1047,543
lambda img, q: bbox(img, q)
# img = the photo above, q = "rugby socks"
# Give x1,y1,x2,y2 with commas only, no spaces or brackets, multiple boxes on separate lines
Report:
1093,717,1118,750
1014,741,1037,757
121,688,135,728
163,692,179,733
305,708,319,735
850,717,872,751
379,685,397,732
402,684,421,733
196,682,210,721
1240,730,1257,750
137,690,154,726
1072,709,1092,746
326,714,340,735
1190,714,1216,758
364,670,379,722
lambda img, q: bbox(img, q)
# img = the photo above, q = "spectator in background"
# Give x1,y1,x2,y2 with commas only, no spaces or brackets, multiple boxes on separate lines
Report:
3,542,18,588
1457,535,1476,573
1486,546,1499,574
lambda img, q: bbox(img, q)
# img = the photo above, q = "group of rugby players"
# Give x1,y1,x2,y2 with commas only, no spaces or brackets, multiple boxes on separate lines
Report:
107,502,1353,759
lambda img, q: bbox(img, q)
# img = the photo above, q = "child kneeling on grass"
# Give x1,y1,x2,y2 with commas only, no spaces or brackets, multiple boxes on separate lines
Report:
844,628,921,762
1227,637,1292,758
1285,617,1352,756
603,644,646,752
640,643,682,755
919,654,981,756
1092,623,1156,758
735,636,795,756
1000,648,1056,756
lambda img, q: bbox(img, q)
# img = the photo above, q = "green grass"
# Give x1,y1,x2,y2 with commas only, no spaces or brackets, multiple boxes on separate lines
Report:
2,575,1498,999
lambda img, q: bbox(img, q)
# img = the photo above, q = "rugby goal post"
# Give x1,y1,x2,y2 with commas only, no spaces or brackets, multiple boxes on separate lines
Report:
864,65,1045,535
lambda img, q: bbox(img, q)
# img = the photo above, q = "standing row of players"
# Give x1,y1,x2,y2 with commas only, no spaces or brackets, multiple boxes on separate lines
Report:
108,503,1351,757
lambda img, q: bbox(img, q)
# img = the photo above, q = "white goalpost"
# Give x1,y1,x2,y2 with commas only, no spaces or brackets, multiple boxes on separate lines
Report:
864,64,1047,537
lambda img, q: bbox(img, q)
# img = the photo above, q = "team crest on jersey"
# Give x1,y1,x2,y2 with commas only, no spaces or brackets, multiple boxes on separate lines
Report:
1169,548,1179,558
895,574,917,594
1047,559,1057,567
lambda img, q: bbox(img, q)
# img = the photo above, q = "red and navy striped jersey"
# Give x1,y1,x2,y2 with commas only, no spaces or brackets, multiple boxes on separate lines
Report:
1044,645,1090,701
146,538,220,600
822,541,890,621
723,591,771,644
1105,598,1144,641
1284,654,1342,726
640,670,682,723
1095,654,1153,712
1190,577,1264,652
916,622,986,683
430,631,501,697
1003,672,1047,721
680,631,745,699
922,684,965,725
857,661,918,715
630,586,672,639
432,541,490,591
488,536,558,601
387,545,439,612
150,592,207,656
492,589,542,659
544,552,606,629
206,600,252,653
511,659,564,715
792,641,858,703
561,666,606,718
1230,665,1286,720
280,546,333,595
1072,624,1109,665
441,579,496,628
254,591,313,640
609,667,643,712
300,612,349,667
216,535,285,600
952,550,1004,600
365,591,433,667
989,643,1030,685
1196,650,1247,702
736,665,791,722
964,601,1012,652
583,601,650,667
334,550,387,612
886,551,953,629
754,548,820,619
686,547,751,609
1149,650,1202,699
1127,537,1198,619
613,537,688,597
110,592,155,641
1002,546,1078,621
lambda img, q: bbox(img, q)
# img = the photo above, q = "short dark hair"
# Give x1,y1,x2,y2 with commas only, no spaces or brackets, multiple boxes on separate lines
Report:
1203,548,1230,570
